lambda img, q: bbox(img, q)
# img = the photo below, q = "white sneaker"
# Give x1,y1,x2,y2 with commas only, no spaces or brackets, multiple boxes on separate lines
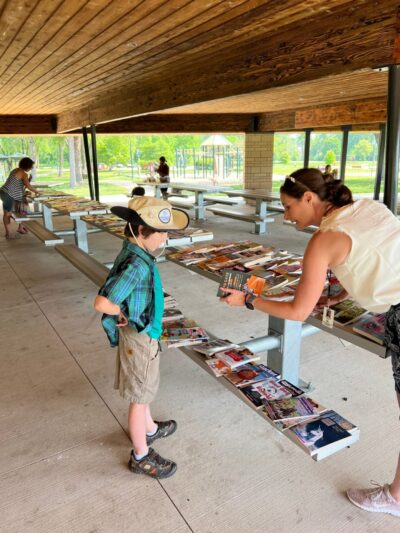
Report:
347,483,400,517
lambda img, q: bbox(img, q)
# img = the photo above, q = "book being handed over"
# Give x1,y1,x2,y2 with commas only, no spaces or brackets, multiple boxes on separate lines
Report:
217,270,265,298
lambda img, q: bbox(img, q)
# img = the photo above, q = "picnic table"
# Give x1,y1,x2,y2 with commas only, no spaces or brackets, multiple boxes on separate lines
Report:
146,182,232,220
80,213,214,251
41,197,109,252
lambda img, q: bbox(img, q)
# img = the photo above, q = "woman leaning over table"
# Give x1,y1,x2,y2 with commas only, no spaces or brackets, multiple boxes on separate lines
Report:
221,167,400,518
0,157,40,239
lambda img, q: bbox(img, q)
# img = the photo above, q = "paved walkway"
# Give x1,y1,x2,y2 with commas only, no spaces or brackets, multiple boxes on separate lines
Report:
0,211,397,532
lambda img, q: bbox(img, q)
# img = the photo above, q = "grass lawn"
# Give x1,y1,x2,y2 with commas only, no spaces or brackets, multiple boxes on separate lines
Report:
31,163,396,197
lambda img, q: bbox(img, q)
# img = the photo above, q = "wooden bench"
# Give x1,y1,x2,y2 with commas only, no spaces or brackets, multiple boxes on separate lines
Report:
55,244,109,286
203,195,244,206
206,206,274,234
24,220,64,246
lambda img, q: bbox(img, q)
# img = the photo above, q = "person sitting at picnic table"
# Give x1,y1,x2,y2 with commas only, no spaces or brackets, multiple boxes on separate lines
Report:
156,156,170,200
0,157,40,240
131,186,145,198
221,167,400,519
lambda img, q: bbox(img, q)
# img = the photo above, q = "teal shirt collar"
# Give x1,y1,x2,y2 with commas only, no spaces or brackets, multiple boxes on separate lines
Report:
123,239,155,266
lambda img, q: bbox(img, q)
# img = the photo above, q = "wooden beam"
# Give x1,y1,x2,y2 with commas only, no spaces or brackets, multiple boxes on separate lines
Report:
0,115,57,134
91,114,255,134
257,99,387,131
295,99,387,129
57,2,398,132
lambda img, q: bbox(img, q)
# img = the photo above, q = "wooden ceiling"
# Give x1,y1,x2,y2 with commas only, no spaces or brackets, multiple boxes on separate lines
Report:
0,0,399,134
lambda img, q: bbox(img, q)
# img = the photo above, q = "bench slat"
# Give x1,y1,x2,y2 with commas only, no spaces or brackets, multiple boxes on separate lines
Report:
206,206,273,222
24,220,64,246
55,244,109,287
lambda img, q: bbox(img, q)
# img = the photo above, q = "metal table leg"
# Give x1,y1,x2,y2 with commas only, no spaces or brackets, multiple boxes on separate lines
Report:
267,316,303,387
194,191,205,220
42,204,54,230
73,217,89,252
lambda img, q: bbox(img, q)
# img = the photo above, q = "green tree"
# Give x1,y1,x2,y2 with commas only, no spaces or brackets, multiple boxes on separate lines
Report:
352,139,373,161
325,150,336,165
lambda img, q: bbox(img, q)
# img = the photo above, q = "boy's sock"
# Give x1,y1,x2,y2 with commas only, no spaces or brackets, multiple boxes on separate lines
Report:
134,450,148,461
147,425,158,437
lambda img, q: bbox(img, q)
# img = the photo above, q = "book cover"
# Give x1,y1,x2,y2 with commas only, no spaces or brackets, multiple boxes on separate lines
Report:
263,396,325,422
216,270,248,297
333,304,367,326
162,308,184,323
253,378,304,401
216,347,260,369
162,326,208,342
240,385,265,409
193,339,240,357
205,357,231,377
352,312,386,345
224,363,280,388
287,415,353,457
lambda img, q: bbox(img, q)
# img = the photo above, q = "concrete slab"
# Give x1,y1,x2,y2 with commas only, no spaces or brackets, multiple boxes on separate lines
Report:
0,432,190,533
1,204,398,532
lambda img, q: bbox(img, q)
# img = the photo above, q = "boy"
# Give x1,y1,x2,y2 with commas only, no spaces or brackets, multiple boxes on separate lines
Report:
94,196,189,478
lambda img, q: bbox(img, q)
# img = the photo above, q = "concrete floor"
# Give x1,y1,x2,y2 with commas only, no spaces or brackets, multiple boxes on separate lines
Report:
0,207,398,533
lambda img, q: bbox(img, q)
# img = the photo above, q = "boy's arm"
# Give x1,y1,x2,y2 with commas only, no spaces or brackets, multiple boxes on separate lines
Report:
94,295,128,326
94,295,121,315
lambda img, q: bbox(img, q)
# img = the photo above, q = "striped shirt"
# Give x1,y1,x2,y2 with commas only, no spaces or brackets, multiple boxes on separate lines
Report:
0,169,25,201
98,240,162,347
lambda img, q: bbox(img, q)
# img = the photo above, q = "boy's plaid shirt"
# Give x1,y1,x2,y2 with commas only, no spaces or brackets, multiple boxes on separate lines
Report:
98,240,155,347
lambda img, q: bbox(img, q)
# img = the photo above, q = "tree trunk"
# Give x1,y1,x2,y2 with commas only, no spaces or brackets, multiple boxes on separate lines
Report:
68,137,76,188
74,137,82,184
29,137,37,181
58,138,64,177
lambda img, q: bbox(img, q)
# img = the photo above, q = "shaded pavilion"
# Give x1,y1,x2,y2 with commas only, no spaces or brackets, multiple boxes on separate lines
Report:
1,3,400,530
1,0,399,210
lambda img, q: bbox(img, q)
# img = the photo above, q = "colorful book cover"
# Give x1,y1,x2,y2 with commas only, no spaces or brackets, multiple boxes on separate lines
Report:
224,363,280,388
352,312,386,345
288,415,352,455
193,339,240,357
263,396,325,422
253,378,304,401
216,347,260,369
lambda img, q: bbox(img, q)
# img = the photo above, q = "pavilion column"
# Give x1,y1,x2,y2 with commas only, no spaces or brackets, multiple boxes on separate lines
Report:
244,133,274,191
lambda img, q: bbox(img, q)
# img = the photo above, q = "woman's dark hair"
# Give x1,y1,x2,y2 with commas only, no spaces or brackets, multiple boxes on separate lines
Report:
280,168,353,208
124,223,158,238
19,157,35,171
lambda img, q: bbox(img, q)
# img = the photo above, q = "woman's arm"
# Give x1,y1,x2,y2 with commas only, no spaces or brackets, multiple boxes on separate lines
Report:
21,174,39,195
222,231,350,322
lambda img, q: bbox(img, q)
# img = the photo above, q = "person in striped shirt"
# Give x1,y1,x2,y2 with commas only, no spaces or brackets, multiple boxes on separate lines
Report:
0,157,39,239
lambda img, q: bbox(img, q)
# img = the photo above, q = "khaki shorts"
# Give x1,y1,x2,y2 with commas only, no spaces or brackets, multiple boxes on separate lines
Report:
115,326,160,404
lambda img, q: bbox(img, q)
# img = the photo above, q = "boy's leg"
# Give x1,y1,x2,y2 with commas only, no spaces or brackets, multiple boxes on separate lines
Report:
145,405,157,435
128,402,148,457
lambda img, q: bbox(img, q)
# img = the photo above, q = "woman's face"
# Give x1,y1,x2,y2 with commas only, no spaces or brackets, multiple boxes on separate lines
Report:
280,192,316,229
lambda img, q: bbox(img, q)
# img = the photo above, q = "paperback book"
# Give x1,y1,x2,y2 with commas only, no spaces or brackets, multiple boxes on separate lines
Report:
252,378,303,401
286,411,356,459
263,396,326,424
224,363,280,388
352,312,386,345
193,338,240,357
215,347,260,369
162,308,185,323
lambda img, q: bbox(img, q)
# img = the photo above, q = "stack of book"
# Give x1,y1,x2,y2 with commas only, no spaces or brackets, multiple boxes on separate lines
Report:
352,312,386,345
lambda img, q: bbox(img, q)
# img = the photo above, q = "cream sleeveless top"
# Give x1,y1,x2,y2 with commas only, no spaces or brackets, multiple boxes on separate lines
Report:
319,198,400,313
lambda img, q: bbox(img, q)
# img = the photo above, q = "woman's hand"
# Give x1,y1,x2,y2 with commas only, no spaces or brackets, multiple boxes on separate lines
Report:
219,288,246,306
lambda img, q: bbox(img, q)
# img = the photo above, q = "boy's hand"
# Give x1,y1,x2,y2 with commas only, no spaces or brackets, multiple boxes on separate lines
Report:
116,312,128,327
219,287,246,306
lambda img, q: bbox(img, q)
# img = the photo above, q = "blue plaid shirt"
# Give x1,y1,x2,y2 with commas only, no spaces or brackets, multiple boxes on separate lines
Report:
98,240,161,347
